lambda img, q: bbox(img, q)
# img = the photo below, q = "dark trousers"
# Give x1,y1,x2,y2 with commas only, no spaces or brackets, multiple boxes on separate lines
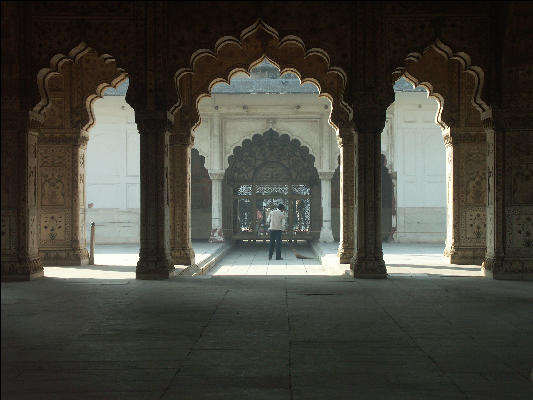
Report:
268,230,282,259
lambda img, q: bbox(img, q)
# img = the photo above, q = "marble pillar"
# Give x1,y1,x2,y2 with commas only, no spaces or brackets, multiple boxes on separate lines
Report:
337,131,355,263
319,171,335,243
208,171,225,242
1,113,43,281
482,113,533,280
351,128,387,278
37,132,89,266
136,116,174,279
442,128,487,265
169,133,195,266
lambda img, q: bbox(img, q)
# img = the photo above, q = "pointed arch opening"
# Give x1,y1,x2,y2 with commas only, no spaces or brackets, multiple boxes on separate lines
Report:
383,39,492,276
167,20,352,270
32,43,139,275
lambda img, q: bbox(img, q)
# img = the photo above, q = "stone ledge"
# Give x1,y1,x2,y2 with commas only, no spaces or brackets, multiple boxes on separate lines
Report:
179,242,234,277
136,268,176,280
1,270,44,282
311,241,352,277
483,268,533,281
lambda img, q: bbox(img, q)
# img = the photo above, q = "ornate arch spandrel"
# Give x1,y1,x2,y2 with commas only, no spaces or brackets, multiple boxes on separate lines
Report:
392,39,491,131
169,19,353,135
34,42,128,134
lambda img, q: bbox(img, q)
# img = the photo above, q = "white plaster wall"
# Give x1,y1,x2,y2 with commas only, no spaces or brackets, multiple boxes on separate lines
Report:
196,94,338,173
85,90,446,244
85,96,140,244
382,91,447,243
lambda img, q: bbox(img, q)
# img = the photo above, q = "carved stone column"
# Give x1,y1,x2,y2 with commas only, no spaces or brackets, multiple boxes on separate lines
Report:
442,128,487,265
37,132,89,266
483,112,533,280
319,171,335,243
337,131,355,263
71,136,89,264
208,171,224,242
136,116,174,279
1,113,43,281
169,133,195,265
351,127,387,279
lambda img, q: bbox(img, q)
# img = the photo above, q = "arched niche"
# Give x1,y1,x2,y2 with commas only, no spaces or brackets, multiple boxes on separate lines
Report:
223,129,320,242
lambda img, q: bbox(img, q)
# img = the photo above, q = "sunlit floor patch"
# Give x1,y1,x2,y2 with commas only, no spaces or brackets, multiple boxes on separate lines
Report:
44,242,224,280
314,242,483,277
208,243,346,276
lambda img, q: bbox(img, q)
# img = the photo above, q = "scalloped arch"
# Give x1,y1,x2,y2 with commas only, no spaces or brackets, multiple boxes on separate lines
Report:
170,19,352,134
225,127,317,168
393,38,491,130
34,42,128,133
224,128,319,185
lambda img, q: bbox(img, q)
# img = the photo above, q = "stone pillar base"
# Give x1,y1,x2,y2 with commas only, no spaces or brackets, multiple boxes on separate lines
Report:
338,247,354,264
171,247,195,266
39,248,89,266
351,257,387,279
444,246,485,265
136,254,175,280
319,227,335,243
1,256,44,281
209,228,224,243
482,257,533,281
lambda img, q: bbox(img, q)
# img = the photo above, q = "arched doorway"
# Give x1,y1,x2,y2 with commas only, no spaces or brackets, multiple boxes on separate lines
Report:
191,148,212,240
34,44,129,267
223,129,320,242
168,20,355,271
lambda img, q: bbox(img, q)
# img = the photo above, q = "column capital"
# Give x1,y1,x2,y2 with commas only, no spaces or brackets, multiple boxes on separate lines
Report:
337,133,355,147
318,171,335,181
442,127,486,147
136,114,170,136
169,133,194,146
208,170,225,181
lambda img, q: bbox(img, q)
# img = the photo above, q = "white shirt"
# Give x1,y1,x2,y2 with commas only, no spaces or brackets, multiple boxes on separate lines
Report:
267,209,286,231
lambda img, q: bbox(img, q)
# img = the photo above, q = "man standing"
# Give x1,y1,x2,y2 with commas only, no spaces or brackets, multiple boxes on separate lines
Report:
267,204,286,260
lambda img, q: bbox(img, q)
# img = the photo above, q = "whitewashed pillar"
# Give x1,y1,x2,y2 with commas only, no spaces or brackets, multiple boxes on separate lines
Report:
319,171,335,242
209,171,225,242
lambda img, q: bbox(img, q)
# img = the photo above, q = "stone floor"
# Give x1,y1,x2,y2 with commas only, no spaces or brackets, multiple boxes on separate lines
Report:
209,242,344,276
2,243,533,399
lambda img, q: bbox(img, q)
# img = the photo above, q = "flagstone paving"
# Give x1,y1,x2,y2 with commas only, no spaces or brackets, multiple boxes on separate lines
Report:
2,242,532,399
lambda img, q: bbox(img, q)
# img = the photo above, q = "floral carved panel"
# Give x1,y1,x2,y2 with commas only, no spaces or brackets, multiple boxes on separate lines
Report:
40,211,71,245
461,207,486,242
